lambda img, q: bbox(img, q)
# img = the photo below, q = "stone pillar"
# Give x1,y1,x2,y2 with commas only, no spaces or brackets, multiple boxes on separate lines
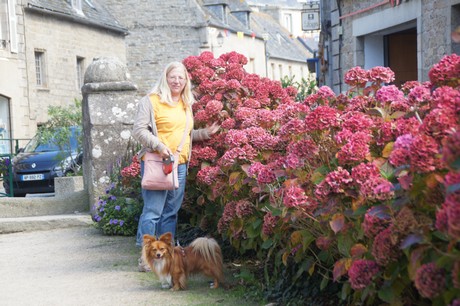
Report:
81,57,138,212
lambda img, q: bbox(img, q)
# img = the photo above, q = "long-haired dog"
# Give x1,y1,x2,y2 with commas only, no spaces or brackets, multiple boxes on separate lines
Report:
142,232,224,291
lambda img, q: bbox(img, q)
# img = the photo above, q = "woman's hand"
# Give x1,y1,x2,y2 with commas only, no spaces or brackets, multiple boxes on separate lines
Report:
206,122,220,136
159,147,172,159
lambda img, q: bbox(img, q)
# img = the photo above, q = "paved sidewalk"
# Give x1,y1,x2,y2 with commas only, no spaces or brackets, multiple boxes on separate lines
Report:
0,224,261,306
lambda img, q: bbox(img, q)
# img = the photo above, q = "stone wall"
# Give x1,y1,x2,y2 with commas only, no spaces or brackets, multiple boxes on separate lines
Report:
98,0,207,95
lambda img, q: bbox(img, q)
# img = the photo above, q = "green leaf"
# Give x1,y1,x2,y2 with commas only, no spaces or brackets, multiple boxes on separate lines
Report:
378,285,395,303
320,275,329,291
341,282,351,301
338,234,354,257
261,238,273,249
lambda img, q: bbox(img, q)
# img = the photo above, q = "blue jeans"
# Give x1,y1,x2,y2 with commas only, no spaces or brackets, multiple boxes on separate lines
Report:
136,162,187,247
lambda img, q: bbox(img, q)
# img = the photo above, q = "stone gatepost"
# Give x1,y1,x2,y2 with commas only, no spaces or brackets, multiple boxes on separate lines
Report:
81,57,138,212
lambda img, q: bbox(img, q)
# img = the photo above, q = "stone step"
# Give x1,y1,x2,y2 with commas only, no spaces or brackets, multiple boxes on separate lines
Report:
0,214,93,234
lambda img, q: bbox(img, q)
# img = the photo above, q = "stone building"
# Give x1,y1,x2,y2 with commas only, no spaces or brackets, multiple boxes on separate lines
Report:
1,0,311,151
319,0,460,93
0,0,126,151
98,0,311,95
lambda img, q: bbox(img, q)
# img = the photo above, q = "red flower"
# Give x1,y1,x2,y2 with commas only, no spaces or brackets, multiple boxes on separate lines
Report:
409,134,440,173
368,66,395,84
414,262,446,299
372,227,399,266
344,66,368,87
428,54,460,87
283,185,308,208
362,208,390,238
348,259,380,290
262,211,279,236
337,132,372,165
305,106,341,131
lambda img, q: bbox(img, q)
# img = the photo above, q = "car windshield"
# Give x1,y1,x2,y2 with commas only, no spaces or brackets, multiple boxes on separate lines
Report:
23,127,81,153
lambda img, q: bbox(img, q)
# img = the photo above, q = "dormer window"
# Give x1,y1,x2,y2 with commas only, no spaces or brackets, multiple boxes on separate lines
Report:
206,4,228,24
233,11,250,29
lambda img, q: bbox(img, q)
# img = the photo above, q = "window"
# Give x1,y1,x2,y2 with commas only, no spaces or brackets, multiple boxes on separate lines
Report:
0,95,11,154
289,66,293,77
284,13,293,33
271,63,275,80
76,56,85,90
35,50,47,87
0,0,18,52
278,64,283,79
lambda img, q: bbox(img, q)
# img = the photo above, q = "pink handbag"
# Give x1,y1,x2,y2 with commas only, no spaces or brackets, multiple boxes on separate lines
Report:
141,152,179,190
141,110,190,191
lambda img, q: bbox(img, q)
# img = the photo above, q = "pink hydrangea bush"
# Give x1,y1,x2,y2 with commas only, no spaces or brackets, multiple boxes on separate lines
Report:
182,52,460,304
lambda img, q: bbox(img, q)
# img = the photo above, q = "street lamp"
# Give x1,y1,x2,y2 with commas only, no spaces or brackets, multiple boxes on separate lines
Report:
216,31,224,47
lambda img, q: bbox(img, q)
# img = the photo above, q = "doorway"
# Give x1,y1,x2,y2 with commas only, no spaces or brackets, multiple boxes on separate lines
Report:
384,28,417,87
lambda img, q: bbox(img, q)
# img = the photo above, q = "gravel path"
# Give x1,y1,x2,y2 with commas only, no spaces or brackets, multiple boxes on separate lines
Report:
0,226,261,306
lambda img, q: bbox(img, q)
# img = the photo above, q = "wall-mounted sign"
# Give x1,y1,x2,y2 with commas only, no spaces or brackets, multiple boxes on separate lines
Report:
302,2,320,31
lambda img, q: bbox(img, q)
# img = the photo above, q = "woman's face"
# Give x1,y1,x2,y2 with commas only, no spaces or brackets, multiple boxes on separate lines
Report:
167,67,186,96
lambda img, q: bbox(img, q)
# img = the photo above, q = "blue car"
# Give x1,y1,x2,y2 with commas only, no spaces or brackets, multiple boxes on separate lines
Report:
3,127,82,197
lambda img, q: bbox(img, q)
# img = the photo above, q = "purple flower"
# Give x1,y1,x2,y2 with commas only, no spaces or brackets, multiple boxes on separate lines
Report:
115,205,121,211
109,195,117,201
119,220,124,226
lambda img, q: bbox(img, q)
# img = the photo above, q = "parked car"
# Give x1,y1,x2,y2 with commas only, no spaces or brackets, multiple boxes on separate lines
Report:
3,127,82,197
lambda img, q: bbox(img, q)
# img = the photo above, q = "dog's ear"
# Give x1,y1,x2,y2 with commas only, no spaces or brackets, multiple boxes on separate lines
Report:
143,234,156,245
159,232,173,245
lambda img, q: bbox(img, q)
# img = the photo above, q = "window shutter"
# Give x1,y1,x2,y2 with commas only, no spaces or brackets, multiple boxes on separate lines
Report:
7,0,17,53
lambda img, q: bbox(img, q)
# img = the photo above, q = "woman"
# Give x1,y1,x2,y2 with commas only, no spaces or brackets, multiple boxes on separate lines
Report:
132,61,218,271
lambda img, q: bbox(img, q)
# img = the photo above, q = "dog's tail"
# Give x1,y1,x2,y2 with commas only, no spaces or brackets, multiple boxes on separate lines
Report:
190,237,223,267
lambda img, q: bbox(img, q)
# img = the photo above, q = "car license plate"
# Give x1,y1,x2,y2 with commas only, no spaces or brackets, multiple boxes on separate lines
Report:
22,174,45,181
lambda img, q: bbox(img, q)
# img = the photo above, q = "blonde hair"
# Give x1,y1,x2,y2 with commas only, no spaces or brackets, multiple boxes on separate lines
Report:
151,61,195,107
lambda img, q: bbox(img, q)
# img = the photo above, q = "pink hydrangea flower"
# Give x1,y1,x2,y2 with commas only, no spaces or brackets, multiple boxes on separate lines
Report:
225,130,249,148
344,66,368,87
283,185,308,208
235,200,255,218
442,131,460,167
305,106,341,131
431,86,460,112
221,118,236,129
348,259,380,290
368,66,395,84
324,167,353,193
414,262,446,299
428,54,460,87
409,134,440,173
362,209,390,238
337,132,372,165
421,108,458,140
262,211,279,236
372,227,399,266
389,134,414,167
376,85,407,110
217,201,237,233
196,166,221,185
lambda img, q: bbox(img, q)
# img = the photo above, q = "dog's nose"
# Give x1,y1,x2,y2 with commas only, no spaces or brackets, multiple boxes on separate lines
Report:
156,253,161,258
